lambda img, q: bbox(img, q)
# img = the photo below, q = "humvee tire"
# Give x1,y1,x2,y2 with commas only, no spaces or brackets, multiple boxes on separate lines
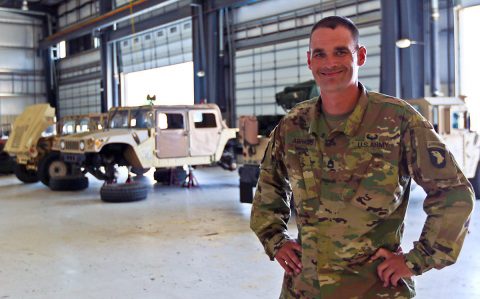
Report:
100,182,148,203
14,163,39,183
38,152,68,186
49,175,89,191
469,164,480,200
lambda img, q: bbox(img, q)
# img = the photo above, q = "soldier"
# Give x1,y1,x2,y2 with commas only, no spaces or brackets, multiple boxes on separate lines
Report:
250,16,474,299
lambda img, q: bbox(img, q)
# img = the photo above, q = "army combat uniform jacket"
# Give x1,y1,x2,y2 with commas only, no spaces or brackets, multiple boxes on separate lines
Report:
250,84,474,299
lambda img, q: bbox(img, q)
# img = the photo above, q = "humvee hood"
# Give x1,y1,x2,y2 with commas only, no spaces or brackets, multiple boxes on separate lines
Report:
4,104,55,154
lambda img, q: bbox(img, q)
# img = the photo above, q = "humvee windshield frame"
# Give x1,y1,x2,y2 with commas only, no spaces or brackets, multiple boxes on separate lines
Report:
108,106,154,129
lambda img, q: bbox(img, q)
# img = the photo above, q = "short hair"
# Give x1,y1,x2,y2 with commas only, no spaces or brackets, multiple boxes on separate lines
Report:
309,16,359,47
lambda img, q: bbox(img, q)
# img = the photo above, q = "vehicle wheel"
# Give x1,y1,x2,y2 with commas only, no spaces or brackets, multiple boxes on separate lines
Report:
469,163,480,200
38,152,68,186
0,152,14,174
0,151,9,161
100,182,149,203
49,175,89,191
14,163,39,183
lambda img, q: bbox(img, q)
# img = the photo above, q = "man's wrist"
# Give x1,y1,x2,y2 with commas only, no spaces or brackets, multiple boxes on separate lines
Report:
267,233,292,261
404,249,429,276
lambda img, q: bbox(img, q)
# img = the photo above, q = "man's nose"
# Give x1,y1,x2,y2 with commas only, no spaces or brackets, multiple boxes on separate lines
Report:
322,55,338,68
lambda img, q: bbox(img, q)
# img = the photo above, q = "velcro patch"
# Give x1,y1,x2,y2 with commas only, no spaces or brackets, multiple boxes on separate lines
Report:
427,146,447,168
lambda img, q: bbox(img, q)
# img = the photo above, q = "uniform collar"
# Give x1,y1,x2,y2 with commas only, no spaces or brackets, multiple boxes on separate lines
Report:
309,82,369,138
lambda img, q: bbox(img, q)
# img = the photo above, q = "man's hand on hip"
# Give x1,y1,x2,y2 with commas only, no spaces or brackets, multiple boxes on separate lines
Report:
275,241,303,275
370,248,414,288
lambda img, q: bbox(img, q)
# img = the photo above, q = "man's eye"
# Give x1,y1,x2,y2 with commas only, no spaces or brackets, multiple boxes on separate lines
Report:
314,52,325,58
335,50,348,56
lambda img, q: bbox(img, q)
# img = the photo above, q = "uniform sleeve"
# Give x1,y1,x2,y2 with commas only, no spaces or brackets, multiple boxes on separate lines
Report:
402,112,474,275
250,123,293,260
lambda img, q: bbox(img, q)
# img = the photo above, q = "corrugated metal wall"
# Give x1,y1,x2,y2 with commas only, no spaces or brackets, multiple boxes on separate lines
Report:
55,0,101,117
233,0,381,118
57,49,101,116
58,0,100,30
0,10,45,125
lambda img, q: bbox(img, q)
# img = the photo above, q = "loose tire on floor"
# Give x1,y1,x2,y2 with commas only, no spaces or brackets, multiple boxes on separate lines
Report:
100,182,149,203
14,163,39,183
49,175,89,191
38,151,68,186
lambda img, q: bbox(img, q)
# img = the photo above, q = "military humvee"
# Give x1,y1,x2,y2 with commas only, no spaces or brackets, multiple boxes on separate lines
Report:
4,103,105,185
55,103,237,202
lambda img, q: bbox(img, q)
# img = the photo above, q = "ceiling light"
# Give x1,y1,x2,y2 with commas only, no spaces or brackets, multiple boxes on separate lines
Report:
396,38,424,49
21,0,28,11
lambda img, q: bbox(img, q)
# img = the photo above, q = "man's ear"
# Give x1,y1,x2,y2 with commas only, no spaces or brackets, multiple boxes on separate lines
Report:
307,51,312,70
357,46,367,66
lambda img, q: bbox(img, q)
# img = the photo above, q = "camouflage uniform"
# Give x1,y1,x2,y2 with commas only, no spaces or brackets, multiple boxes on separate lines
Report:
250,84,474,299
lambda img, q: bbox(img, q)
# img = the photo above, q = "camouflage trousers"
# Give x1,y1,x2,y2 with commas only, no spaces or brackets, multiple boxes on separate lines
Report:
279,259,415,299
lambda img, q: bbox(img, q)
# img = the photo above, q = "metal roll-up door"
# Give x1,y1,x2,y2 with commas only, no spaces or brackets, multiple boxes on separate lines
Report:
57,49,101,117
118,18,192,74
233,0,381,119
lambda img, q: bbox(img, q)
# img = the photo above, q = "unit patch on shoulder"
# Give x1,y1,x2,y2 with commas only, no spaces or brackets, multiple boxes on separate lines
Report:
427,146,447,168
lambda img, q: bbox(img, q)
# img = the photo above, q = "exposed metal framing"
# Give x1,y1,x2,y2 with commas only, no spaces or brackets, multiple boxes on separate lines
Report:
108,5,192,43
40,0,180,49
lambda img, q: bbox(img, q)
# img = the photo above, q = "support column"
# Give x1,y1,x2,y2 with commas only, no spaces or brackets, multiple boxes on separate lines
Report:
99,0,113,112
398,0,424,99
192,2,207,104
430,0,442,96
42,14,57,111
192,0,232,124
380,0,400,97
380,0,425,99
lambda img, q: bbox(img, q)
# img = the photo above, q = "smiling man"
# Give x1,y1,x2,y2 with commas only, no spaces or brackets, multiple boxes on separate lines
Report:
250,16,474,299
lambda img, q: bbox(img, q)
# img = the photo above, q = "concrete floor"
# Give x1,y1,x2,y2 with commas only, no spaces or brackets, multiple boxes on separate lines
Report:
0,166,478,299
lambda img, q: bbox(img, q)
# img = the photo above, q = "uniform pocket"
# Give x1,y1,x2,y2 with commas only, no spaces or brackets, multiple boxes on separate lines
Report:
350,155,402,218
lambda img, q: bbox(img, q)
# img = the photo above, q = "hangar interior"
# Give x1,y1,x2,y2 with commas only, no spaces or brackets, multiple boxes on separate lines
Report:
0,0,479,298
